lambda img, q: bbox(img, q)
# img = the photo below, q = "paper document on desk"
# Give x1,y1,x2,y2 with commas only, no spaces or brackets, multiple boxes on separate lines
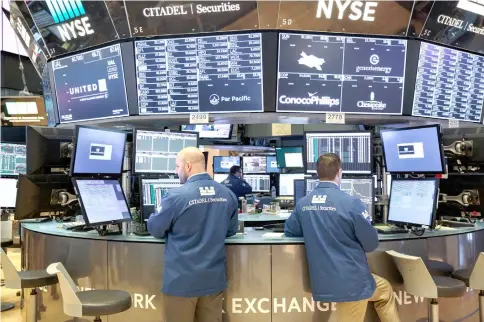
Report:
263,232,284,238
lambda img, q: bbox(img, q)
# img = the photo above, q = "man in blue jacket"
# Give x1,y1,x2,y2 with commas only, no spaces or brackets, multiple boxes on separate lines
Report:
148,147,239,322
222,165,253,199
285,153,399,322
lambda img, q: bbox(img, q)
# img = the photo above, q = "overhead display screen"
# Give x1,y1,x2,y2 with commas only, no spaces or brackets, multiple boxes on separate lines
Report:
135,33,263,114
412,42,484,122
52,44,129,123
277,33,407,114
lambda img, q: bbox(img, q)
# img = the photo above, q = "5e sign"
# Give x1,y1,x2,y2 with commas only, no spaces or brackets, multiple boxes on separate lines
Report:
316,0,378,22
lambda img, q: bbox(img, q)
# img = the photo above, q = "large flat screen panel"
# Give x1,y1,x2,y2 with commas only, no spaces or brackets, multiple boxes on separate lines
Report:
213,156,240,173
52,44,129,123
412,42,484,122
277,33,407,114
279,173,306,196
304,132,372,174
0,178,18,208
181,124,233,139
0,143,26,175
140,178,181,221
135,33,263,114
242,156,267,174
244,174,270,192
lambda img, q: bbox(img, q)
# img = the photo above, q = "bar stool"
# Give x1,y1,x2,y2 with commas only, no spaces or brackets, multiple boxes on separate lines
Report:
1,238,15,312
452,252,484,322
387,250,467,322
426,259,454,277
1,248,58,321
47,262,132,322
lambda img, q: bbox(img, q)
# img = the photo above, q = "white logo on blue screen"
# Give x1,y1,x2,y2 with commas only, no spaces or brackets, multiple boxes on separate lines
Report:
356,92,386,110
69,79,107,95
89,143,112,160
210,94,220,105
298,52,325,71
397,142,424,159
209,94,250,105
279,92,340,107
369,54,379,65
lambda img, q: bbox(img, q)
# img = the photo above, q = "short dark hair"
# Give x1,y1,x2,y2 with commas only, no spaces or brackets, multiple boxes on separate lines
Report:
230,165,242,175
317,153,342,181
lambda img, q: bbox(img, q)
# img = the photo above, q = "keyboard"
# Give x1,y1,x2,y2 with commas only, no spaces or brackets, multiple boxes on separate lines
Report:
376,227,408,234
22,218,51,223
62,222,86,230
440,220,475,228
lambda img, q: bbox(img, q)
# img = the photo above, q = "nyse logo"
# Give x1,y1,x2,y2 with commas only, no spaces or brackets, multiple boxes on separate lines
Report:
89,143,113,161
45,0,94,42
316,0,378,22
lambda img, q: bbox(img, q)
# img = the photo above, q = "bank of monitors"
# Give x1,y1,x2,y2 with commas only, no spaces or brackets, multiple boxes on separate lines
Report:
293,179,306,206
181,124,233,139
277,33,407,115
0,143,26,175
388,178,439,227
73,178,132,226
380,125,445,174
244,174,270,193
275,147,304,169
71,126,127,176
0,178,17,208
304,132,372,174
213,156,240,173
213,173,227,183
266,156,280,173
140,178,181,221
279,173,307,196
133,130,198,174
52,44,129,123
242,156,267,174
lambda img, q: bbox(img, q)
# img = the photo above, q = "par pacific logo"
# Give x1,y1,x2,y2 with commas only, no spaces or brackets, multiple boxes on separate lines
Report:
199,186,216,196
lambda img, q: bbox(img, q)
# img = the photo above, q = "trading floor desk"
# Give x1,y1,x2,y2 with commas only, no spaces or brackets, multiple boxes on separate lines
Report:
22,222,484,322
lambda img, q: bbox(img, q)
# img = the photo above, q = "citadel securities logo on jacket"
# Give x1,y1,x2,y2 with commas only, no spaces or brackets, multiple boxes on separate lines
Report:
147,173,238,297
285,181,379,302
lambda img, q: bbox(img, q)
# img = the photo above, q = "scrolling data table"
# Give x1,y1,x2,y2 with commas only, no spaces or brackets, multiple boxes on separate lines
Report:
135,33,263,114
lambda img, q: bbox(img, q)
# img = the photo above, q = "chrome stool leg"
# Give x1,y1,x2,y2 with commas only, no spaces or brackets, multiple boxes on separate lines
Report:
430,299,439,322
29,289,37,322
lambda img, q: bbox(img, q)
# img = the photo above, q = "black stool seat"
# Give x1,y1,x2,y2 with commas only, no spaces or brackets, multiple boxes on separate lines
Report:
78,290,132,316
1,238,13,248
433,276,467,298
426,260,454,277
18,270,58,289
451,269,471,286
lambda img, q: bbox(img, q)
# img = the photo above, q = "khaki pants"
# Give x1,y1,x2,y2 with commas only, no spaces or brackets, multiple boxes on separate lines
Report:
336,274,400,322
162,292,223,322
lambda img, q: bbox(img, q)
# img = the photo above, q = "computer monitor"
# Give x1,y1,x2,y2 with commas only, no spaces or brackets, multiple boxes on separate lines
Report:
1,142,26,175
213,173,227,183
71,126,127,176
213,156,240,173
387,178,439,227
279,173,307,196
305,177,374,219
380,125,445,174
0,178,18,208
275,147,303,169
133,130,199,174
140,178,181,221
181,124,233,139
244,174,270,193
15,174,73,220
304,131,372,174
242,156,267,174
266,156,280,173
73,178,132,226
294,179,305,207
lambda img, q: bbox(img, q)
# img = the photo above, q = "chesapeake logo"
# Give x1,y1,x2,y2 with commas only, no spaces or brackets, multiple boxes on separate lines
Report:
316,0,378,22
279,92,340,107
199,187,216,196
45,0,95,42
312,195,327,204
143,2,241,17
357,92,387,110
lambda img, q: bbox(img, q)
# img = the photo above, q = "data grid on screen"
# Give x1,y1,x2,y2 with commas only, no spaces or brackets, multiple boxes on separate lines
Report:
388,179,437,226
182,124,232,139
244,174,270,192
134,131,198,174
141,178,180,209
279,173,307,196
135,33,264,114
0,143,26,175
243,156,267,174
277,33,407,115
0,178,18,208
412,42,484,123
305,132,372,174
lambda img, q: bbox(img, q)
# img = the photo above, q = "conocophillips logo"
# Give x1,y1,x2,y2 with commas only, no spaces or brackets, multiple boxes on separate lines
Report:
45,0,86,23
44,0,94,42
279,92,340,107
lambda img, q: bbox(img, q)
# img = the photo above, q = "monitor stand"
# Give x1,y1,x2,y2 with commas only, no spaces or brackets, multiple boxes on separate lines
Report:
95,224,122,236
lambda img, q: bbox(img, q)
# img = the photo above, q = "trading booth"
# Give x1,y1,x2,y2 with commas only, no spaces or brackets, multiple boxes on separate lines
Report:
3,0,484,321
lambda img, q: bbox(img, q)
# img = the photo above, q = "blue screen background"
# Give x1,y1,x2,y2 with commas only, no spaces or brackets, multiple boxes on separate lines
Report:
267,156,280,173
213,156,240,173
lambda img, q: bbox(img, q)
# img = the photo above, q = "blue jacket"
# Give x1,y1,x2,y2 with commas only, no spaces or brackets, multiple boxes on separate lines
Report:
147,173,239,297
222,174,253,199
285,181,378,302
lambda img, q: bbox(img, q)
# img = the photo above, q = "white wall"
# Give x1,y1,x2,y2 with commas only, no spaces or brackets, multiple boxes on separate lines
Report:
1,0,28,57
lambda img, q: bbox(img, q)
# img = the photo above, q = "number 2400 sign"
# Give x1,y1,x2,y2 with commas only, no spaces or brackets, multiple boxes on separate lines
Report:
189,113,209,124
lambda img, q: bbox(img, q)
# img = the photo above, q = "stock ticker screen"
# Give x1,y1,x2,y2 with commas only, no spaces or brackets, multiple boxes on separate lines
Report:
277,33,407,114
52,44,129,123
0,143,26,176
412,42,484,122
135,33,264,114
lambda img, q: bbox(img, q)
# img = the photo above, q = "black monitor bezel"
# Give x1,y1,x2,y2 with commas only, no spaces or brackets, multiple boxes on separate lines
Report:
180,124,234,140
0,141,26,176
380,124,446,175
275,146,304,169
70,125,127,177
72,177,132,227
303,130,374,175
242,156,268,174
0,176,18,209
293,179,306,207
132,129,199,176
278,173,308,197
387,177,439,229
212,156,241,174
244,174,270,193
266,155,280,173
138,175,181,222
